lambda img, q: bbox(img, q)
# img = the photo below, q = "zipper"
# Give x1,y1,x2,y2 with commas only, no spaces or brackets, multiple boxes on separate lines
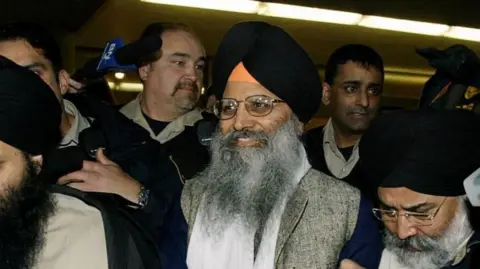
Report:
169,155,185,185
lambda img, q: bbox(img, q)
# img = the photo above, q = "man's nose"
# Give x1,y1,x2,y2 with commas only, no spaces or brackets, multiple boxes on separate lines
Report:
355,90,369,108
395,215,418,240
233,104,255,131
184,64,198,81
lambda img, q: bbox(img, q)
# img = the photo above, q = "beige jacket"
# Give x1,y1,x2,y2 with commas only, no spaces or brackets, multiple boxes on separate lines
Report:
182,169,361,268
35,193,107,269
323,119,360,179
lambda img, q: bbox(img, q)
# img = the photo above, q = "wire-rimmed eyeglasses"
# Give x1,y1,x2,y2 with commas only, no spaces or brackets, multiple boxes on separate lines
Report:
372,197,448,226
213,95,286,120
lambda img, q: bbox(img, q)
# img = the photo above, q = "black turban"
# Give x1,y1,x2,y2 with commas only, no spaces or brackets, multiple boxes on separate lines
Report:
359,109,480,197
0,56,61,155
209,21,322,124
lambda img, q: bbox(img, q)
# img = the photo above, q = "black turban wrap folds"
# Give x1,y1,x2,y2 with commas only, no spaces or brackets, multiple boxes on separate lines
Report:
359,109,480,197
209,21,322,124
0,56,61,155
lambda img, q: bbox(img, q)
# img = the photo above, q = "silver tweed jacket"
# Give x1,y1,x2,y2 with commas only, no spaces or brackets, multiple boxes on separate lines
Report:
181,168,361,269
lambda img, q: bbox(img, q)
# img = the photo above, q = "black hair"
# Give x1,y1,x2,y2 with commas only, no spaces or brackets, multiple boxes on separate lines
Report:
324,44,384,85
0,22,63,75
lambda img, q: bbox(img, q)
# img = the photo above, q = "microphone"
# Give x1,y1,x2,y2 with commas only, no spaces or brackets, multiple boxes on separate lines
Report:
464,166,480,206
114,34,163,66
96,38,137,72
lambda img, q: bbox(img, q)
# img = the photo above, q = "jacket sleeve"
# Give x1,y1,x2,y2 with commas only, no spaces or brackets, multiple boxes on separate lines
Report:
127,150,184,239
337,194,383,269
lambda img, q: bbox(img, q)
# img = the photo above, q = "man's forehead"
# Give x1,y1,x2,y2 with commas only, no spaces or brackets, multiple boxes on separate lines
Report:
0,140,21,156
160,30,205,59
334,61,382,82
0,40,47,67
379,187,438,205
223,81,279,100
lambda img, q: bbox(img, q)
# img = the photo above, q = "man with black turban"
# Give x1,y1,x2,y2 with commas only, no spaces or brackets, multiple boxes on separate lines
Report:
181,21,382,269
359,109,480,269
0,55,110,269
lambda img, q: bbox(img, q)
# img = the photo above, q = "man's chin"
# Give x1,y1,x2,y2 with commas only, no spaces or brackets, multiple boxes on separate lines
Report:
345,122,370,134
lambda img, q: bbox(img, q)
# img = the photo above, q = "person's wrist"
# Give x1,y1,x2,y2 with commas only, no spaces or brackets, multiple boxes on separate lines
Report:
136,184,150,210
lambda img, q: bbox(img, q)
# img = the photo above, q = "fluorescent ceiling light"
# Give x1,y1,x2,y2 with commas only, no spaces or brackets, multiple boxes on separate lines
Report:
118,82,143,92
140,0,260,14
444,26,480,42
258,2,362,25
358,16,449,36
108,82,144,92
140,0,480,42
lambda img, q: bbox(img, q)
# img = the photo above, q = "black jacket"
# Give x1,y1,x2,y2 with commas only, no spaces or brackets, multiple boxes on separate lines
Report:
158,111,216,181
64,94,183,240
303,126,377,201
445,232,480,269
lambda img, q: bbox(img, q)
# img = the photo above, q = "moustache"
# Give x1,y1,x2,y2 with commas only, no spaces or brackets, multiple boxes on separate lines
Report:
175,80,198,92
347,106,371,115
222,130,270,145
389,233,437,252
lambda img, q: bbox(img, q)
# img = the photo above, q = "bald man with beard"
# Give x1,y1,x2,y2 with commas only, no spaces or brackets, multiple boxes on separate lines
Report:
181,21,382,269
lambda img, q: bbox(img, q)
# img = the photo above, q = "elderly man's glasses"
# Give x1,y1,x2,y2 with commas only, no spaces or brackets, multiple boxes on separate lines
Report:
372,197,448,226
214,95,286,120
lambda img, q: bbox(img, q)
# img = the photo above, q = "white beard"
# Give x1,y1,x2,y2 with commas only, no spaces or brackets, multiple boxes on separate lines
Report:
196,117,305,237
383,198,474,269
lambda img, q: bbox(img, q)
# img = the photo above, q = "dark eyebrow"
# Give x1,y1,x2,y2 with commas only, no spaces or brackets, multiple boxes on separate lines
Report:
169,53,206,63
367,82,382,87
402,202,436,212
378,199,434,213
342,80,361,86
170,52,189,58
343,80,382,87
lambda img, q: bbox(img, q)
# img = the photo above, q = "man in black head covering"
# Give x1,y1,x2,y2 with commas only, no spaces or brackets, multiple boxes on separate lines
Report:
0,56,127,269
0,55,60,268
182,21,382,269
360,109,480,269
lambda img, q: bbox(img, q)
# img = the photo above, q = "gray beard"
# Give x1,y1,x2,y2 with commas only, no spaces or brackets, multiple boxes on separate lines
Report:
196,118,305,237
383,199,473,269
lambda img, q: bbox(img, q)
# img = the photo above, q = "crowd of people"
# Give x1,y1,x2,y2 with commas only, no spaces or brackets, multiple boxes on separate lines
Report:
0,17,478,269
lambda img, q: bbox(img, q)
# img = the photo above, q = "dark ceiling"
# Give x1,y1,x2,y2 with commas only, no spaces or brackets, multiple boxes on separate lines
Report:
0,0,106,32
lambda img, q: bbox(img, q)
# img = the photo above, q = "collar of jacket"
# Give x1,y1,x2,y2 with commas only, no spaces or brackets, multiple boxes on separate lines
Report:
121,93,204,143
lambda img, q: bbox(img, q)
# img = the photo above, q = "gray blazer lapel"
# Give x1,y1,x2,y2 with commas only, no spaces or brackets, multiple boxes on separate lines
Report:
274,174,310,262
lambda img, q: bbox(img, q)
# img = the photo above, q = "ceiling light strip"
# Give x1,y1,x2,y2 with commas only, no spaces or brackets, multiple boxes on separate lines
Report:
140,0,480,42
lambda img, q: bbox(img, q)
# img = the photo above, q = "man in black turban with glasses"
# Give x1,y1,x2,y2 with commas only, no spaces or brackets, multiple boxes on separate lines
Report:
359,109,480,269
